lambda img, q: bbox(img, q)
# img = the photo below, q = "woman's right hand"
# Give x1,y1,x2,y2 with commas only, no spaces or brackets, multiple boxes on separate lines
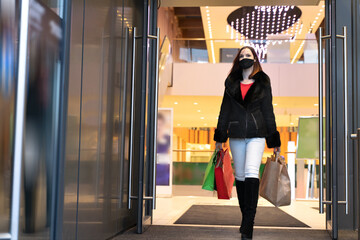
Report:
215,142,223,150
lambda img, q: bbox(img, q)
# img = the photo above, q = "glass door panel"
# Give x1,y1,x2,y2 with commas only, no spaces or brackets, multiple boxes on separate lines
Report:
4,0,67,239
135,0,159,233
0,0,17,235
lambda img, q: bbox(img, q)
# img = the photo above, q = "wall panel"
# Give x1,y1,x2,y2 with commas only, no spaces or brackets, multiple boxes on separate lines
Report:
62,0,143,238
62,0,84,238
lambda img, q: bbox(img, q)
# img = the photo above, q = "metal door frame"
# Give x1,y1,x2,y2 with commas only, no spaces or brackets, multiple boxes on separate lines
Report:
127,0,160,234
319,0,359,239
53,0,72,238
136,0,160,233
319,1,342,238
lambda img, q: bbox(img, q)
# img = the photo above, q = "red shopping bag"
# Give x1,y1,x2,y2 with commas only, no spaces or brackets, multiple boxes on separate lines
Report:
215,148,235,199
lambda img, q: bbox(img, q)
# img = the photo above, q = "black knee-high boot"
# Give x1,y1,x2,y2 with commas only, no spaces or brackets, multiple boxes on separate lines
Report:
242,177,260,240
235,180,245,233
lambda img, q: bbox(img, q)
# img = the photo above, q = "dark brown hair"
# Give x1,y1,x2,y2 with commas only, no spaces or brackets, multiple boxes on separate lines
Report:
228,46,262,79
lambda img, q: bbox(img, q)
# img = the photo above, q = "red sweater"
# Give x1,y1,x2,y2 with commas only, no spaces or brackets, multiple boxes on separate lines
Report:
241,82,254,100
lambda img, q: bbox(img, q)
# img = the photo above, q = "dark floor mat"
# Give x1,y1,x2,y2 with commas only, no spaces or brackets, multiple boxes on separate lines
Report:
114,225,331,240
174,205,310,228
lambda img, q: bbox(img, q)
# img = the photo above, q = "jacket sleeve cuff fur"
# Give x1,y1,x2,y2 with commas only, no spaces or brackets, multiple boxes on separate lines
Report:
214,128,228,143
265,130,281,148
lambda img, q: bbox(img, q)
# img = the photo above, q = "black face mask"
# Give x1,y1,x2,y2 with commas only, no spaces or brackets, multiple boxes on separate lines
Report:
239,58,254,69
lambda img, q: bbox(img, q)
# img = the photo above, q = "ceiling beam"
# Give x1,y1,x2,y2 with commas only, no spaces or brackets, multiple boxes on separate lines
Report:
178,17,203,28
174,7,201,16
181,28,205,38
161,0,321,7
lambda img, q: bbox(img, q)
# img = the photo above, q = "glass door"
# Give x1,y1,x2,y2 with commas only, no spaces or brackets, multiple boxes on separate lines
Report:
320,0,358,239
130,0,159,234
0,1,18,238
2,0,70,239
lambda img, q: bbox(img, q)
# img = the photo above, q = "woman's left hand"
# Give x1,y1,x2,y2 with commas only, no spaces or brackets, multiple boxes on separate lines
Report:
273,147,281,153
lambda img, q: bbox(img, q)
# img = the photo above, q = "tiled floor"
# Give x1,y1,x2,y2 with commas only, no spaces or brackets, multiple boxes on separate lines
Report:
153,185,326,229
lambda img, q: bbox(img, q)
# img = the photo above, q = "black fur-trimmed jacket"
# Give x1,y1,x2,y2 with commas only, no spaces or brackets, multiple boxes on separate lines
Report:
214,70,281,148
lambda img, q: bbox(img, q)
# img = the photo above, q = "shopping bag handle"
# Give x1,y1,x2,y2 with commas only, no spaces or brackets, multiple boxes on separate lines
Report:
216,148,227,167
271,152,285,165
216,150,223,167
212,149,219,164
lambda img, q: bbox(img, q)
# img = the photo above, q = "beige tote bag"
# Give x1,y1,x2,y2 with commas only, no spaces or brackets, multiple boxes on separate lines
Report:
259,153,291,207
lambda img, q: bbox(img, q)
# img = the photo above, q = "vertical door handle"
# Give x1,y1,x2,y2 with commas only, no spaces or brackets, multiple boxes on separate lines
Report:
151,28,160,210
338,26,349,215
318,27,330,214
119,27,129,207
139,29,160,209
318,26,349,215
128,27,138,209
127,27,159,210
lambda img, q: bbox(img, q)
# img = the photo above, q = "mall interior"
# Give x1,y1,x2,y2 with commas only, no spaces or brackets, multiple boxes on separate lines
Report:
1,0,360,239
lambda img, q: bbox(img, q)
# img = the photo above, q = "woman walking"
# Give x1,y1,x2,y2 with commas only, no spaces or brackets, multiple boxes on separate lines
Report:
214,46,281,240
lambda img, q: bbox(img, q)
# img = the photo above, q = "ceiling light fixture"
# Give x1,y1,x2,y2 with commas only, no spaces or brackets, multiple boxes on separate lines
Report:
205,6,216,63
210,40,215,63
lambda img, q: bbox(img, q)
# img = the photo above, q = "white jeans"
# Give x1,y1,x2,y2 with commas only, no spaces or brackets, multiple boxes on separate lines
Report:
229,138,266,181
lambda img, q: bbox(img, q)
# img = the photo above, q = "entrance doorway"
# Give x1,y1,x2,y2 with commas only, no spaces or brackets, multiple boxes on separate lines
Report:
155,0,326,235
129,0,360,239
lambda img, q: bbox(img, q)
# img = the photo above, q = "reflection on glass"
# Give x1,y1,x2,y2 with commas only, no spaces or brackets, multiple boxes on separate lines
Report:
20,0,62,237
0,0,17,233
179,48,208,63
156,110,172,186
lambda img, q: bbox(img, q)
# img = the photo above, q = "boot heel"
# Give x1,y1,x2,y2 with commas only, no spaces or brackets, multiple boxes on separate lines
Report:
241,233,252,240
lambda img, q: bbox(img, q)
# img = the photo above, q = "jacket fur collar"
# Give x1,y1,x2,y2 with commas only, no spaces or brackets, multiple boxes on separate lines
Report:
224,70,270,108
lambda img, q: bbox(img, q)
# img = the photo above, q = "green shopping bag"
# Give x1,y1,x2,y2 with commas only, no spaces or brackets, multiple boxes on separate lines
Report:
202,150,218,191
